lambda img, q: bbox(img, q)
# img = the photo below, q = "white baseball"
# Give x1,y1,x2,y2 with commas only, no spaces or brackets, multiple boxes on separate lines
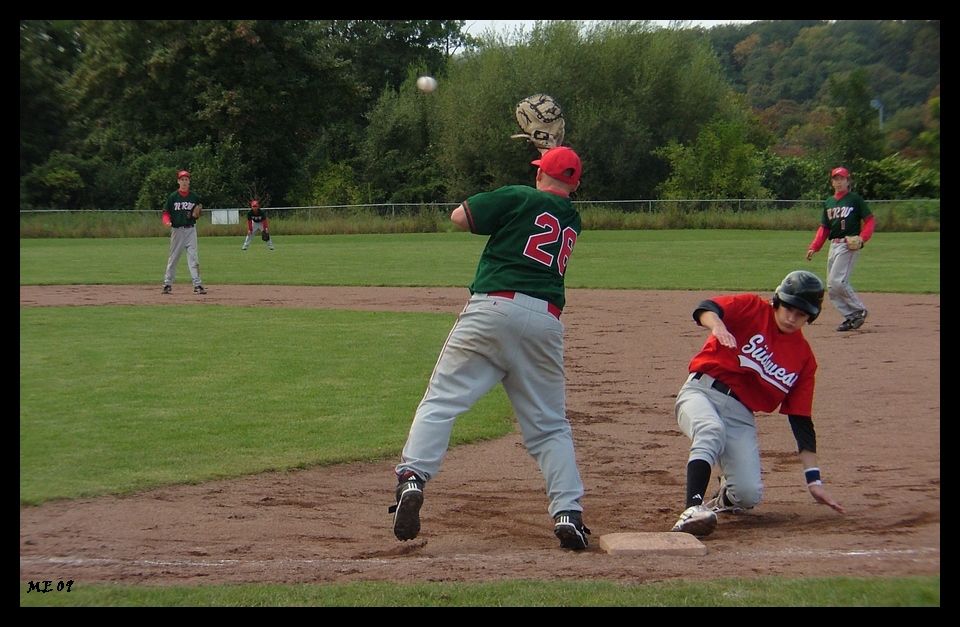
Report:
416,76,438,93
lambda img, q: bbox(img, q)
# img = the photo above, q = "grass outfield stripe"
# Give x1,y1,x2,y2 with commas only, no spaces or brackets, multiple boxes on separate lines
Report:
20,231,940,294
20,306,512,504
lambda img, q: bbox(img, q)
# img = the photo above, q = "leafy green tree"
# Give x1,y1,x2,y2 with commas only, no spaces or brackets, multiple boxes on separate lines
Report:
284,21,473,204
20,20,81,178
826,67,886,171
319,20,474,99
356,70,445,203
19,150,141,210
19,151,87,209
294,162,369,207
656,105,772,201
914,95,940,170
429,21,733,202
759,153,827,200
62,20,362,206
857,154,939,199
710,20,939,118
21,19,939,210
131,140,254,210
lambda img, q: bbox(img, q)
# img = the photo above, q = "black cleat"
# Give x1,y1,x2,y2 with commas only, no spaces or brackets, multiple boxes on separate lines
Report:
554,511,591,550
389,474,424,541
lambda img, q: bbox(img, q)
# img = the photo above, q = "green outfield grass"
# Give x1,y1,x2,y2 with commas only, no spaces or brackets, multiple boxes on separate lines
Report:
20,576,940,607
19,231,940,606
19,230,940,293
20,306,511,504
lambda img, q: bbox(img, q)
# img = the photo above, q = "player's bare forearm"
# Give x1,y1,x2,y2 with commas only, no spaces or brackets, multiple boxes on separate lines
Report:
698,311,737,348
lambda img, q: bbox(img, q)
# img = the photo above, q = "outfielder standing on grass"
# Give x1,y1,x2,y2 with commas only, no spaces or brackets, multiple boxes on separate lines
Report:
805,166,876,332
669,270,845,538
161,170,206,295
390,143,593,551
242,200,274,251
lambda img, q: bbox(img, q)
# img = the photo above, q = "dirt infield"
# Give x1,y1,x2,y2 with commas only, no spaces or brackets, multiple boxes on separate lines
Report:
20,286,940,585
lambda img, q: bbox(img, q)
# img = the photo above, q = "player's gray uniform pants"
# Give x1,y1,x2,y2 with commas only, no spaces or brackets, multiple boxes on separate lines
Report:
397,291,585,517
675,372,763,509
826,241,866,318
164,226,202,287
242,223,273,250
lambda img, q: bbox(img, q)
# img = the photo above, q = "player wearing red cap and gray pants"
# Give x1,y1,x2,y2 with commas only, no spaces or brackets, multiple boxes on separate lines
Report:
390,146,592,550
161,171,206,295
806,166,876,331
242,200,274,250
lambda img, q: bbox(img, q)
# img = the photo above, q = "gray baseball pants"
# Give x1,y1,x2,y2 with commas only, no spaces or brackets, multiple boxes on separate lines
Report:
826,241,866,318
396,291,585,517
675,372,763,510
243,223,274,250
164,226,202,287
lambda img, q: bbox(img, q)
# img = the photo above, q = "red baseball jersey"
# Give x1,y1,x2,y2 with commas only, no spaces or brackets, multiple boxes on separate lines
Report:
688,293,817,416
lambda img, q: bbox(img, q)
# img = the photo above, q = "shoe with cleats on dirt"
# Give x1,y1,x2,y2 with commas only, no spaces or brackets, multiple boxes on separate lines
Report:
389,473,424,541
705,482,743,514
670,504,718,537
553,510,591,550
837,309,867,331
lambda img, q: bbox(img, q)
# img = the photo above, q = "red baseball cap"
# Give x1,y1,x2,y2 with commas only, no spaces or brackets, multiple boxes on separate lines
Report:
830,167,850,179
532,146,582,185
178,170,191,179
251,200,260,208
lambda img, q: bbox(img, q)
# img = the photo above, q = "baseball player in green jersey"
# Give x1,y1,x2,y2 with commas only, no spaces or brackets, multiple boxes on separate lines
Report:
390,146,592,550
161,170,207,295
806,167,876,331
242,200,274,251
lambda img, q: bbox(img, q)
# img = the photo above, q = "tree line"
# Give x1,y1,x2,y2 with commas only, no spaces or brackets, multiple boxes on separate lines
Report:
20,20,940,212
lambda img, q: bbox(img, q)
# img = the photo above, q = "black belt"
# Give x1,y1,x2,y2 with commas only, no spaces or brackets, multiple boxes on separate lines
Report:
175,224,195,229
692,372,741,403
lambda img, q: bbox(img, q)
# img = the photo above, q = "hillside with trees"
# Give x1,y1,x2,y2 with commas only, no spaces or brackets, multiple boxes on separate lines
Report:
20,20,939,211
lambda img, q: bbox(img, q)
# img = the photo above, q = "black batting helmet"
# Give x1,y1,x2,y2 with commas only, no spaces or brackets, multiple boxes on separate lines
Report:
773,270,825,323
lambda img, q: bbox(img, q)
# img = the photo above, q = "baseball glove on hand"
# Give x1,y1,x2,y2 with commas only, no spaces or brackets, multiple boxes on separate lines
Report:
511,93,565,150
261,229,270,242
845,235,864,250
192,204,203,220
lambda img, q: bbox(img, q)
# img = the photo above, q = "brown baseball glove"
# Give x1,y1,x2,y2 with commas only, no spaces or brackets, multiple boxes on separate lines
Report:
511,93,565,151
192,204,203,220
845,235,863,251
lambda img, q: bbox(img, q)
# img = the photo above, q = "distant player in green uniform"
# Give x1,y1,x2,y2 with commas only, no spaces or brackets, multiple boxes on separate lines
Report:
161,170,206,294
806,167,876,331
390,146,592,551
242,200,274,250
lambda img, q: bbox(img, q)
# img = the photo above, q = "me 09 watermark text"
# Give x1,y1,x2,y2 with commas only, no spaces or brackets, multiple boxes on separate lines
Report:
26,580,75,593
